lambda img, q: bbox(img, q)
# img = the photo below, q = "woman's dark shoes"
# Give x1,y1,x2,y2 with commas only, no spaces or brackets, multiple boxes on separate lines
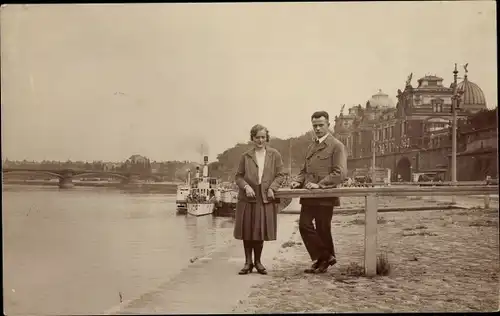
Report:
304,260,320,273
238,263,254,275
254,262,268,275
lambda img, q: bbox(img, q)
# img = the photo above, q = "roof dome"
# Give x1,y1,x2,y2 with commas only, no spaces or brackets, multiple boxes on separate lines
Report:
457,76,486,106
368,89,394,108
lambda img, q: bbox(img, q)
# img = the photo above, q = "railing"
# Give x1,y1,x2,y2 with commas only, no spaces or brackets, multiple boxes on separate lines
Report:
388,180,498,186
275,184,498,277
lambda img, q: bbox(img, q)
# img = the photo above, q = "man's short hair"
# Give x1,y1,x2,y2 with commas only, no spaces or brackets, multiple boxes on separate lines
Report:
311,111,329,121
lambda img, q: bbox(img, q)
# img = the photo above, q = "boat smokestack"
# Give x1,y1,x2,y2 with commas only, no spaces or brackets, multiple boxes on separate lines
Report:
187,169,191,185
203,156,209,177
195,166,200,178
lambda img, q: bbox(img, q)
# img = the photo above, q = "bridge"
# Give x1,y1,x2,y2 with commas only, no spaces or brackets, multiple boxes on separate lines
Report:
1,168,169,189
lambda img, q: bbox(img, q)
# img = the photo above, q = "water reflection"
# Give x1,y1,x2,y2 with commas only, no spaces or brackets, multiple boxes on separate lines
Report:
2,185,235,316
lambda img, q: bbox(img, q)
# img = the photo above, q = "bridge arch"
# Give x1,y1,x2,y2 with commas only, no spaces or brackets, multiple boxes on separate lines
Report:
136,174,162,182
396,157,412,182
2,170,63,179
73,172,129,181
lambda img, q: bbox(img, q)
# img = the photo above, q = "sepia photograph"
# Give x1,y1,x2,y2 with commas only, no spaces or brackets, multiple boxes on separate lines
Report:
1,1,498,314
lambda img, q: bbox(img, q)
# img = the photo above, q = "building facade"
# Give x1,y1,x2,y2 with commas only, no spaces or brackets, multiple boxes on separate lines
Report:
334,68,489,181
456,125,498,181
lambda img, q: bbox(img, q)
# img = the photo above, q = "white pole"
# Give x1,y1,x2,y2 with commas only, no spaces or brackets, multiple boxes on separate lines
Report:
451,64,458,204
364,194,378,277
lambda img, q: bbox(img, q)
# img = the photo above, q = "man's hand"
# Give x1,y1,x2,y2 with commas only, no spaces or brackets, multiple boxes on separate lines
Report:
290,181,301,189
245,185,256,198
267,188,275,200
305,182,320,189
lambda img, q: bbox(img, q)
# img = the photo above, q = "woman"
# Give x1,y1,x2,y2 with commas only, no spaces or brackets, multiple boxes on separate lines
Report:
234,124,285,275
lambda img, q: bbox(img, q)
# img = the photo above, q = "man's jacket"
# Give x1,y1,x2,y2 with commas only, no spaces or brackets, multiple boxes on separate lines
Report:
293,134,348,206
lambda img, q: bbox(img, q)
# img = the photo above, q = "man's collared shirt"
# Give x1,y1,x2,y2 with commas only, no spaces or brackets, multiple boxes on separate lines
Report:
315,133,329,144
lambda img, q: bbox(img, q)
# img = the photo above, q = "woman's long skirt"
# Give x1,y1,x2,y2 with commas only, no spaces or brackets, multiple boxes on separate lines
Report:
233,185,278,241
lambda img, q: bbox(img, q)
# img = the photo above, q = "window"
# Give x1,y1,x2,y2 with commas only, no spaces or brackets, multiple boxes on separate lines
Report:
431,99,444,112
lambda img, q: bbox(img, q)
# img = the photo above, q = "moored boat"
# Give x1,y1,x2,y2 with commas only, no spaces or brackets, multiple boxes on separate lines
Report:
187,200,215,216
185,156,221,217
176,170,192,213
176,183,190,211
215,182,238,216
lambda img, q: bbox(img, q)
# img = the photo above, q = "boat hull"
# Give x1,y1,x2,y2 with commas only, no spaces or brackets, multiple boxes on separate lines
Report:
187,203,215,216
214,202,236,217
176,200,187,210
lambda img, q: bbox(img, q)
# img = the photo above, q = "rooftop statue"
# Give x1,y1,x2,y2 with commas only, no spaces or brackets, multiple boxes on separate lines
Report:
405,73,413,86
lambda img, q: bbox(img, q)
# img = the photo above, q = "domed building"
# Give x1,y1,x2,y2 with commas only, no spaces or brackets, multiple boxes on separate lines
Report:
455,71,487,113
333,66,491,182
368,89,395,108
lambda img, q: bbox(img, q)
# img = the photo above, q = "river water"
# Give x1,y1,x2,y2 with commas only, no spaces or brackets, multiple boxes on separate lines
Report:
2,185,237,315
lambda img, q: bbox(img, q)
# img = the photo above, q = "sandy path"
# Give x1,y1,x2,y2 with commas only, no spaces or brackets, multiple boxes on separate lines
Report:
234,207,499,313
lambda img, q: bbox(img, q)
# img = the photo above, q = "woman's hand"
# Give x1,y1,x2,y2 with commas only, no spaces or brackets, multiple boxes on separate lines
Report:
305,182,320,189
245,185,256,198
267,188,275,200
290,181,301,189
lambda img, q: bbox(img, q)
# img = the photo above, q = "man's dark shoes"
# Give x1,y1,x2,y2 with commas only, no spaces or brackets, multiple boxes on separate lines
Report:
304,260,320,273
327,255,337,266
314,255,336,274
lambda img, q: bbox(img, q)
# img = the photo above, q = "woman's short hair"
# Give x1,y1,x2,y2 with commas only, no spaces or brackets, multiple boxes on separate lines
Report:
250,124,270,142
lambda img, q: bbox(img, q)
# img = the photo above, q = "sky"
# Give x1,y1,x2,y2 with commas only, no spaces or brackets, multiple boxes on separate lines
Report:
1,2,497,163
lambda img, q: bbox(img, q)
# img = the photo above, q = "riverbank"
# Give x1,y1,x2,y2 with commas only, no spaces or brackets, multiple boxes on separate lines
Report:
233,208,499,313
2,180,180,193
109,214,299,314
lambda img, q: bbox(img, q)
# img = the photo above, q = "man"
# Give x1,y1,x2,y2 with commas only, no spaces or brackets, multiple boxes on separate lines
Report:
290,111,347,274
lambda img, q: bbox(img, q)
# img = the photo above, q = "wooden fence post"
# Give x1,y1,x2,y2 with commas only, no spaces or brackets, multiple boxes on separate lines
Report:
484,194,491,209
364,194,378,277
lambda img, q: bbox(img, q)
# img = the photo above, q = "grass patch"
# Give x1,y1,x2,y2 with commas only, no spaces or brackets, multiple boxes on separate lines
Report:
403,224,428,231
343,253,392,277
349,218,366,225
377,252,391,276
469,219,498,227
348,217,387,225
402,230,438,237
345,262,365,277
